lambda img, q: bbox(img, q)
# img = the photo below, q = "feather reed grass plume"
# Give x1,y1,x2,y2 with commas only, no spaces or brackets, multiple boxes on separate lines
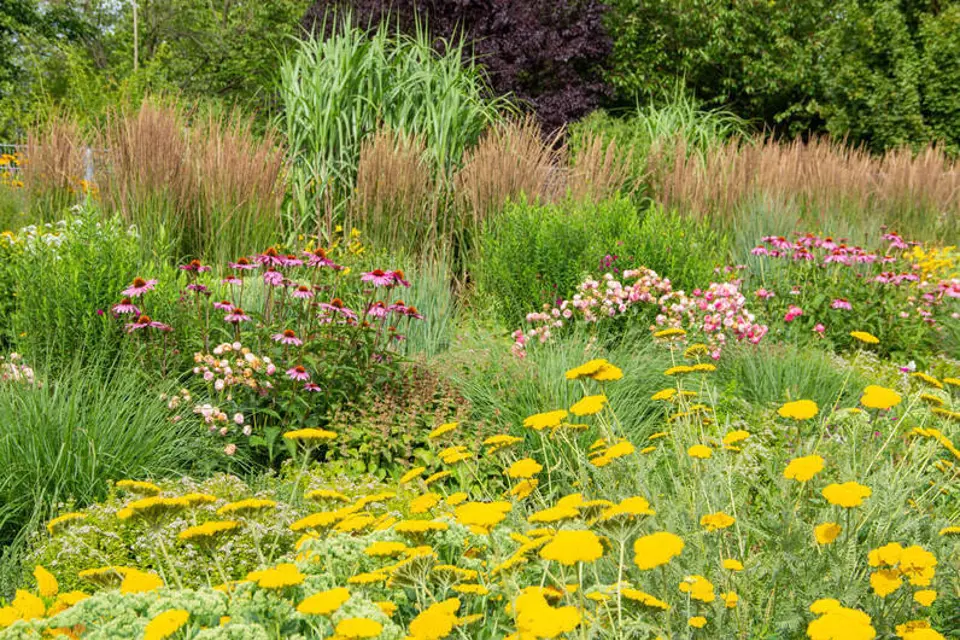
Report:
96,100,284,260
566,133,637,203
651,135,960,239
22,116,88,214
350,128,438,251
454,117,561,228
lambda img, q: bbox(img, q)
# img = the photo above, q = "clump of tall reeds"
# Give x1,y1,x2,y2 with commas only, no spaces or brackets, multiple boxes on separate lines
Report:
21,116,89,217
349,129,439,253
278,17,509,237
96,100,285,261
650,135,960,240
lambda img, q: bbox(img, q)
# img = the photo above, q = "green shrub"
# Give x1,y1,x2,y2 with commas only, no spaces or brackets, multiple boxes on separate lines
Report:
477,197,728,329
919,6,960,154
4,207,141,365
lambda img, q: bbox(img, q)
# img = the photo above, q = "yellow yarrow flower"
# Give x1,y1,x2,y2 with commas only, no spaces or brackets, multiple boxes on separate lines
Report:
144,609,189,640
861,385,902,410
335,617,382,638
297,587,350,616
783,455,825,482
849,330,879,345
815,522,842,545
507,458,543,479
822,482,872,508
283,428,337,442
687,444,712,459
247,563,305,589
429,422,458,439
217,498,276,516
523,410,568,431
569,394,607,416
700,511,736,532
399,467,427,484
116,479,163,496
539,529,604,565
778,399,819,420
33,565,58,597
634,532,684,570
178,520,239,543
46,512,87,535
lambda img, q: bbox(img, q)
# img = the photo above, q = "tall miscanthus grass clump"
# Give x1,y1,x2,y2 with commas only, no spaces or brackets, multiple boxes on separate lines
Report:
278,17,508,238
651,135,960,241
98,101,285,262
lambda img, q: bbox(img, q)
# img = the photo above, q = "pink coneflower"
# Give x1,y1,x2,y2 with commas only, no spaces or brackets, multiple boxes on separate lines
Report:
286,365,310,381
229,257,258,271
272,329,303,346
221,275,243,286
179,259,211,273
263,268,284,286
754,288,775,300
125,314,172,332
388,300,408,315
389,269,410,287
361,269,394,287
291,284,314,299
187,283,209,293
282,253,303,268
304,247,337,268
122,277,158,298
366,301,388,318
784,305,803,322
831,298,852,310
318,298,358,320
257,247,285,266
213,300,233,311
303,382,322,392
112,298,140,315
224,307,251,323
402,305,424,320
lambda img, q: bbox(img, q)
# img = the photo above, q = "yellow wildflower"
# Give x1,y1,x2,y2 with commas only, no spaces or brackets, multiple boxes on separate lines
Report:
539,530,604,565
144,609,189,640
778,400,819,420
634,532,684,570
822,482,872,508
815,522,842,545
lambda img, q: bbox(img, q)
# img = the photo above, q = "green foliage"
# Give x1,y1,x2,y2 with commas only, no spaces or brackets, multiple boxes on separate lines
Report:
327,365,474,478
278,18,509,235
395,256,457,358
3,208,142,365
919,6,960,154
0,0,309,138
717,342,869,410
818,1,929,150
477,198,728,330
602,0,960,151
477,197,640,328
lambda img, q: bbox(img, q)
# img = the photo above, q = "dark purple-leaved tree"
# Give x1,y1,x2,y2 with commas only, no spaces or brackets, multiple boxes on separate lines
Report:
302,0,613,134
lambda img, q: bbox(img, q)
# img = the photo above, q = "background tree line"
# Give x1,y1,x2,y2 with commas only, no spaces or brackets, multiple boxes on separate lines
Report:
2,0,960,152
